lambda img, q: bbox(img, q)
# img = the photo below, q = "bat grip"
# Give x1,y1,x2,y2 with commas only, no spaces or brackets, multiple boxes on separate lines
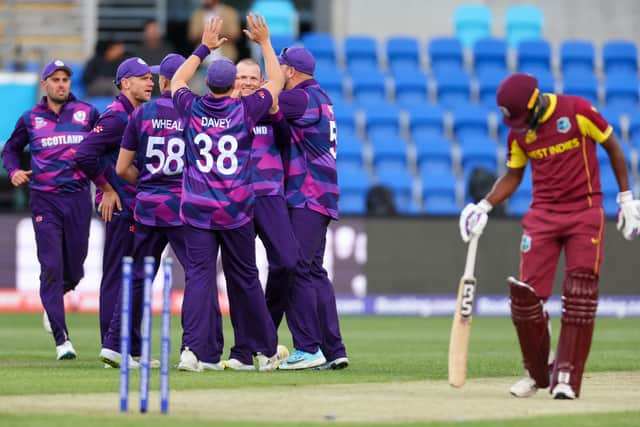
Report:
463,235,479,278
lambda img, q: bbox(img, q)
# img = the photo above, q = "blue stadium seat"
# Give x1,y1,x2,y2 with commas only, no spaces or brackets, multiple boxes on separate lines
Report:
350,69,387,104
473,38,508,75
333,101,357,135
433,66,471,108
604,72,639,109
338,166,371,215
597,106,624,141
252,0,297,36
477,67,509,106
453,4,493,48
376,167,415,214
562,71,599,106
599,163,620,217
337,131,365,169
597,140,631,169
270,35,296,54
406,103,446,140
370,133,408,170
0,74,39,143
459,137,498,175
88,96,114,113
302,32,337,68
508,166,532,216
421,170,459,215
415,136,453,174
393,68,428,106
517,39,552,74
627,110,640,143
452,103,490,140
345,35,379,70
560,40,595,75
387,36,421,72
428,37,463,74
602,40,638,76
363,102,401,139
505,4,544,48
314,66,344,101
525,69,555,93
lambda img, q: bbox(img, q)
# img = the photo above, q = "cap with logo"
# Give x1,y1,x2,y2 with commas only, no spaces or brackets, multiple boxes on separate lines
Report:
41,60,73,80
150,53,186,79
277,46,315,75
496,73,540,129
114,57,152,86
206,57,237,88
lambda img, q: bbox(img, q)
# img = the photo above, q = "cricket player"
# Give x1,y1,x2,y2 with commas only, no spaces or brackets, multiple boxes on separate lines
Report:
458,73,640,399
170,15,284,372
98,53,190,368
75,57,154,360
275,47,348,370
222,58,298,370
1,60,99,360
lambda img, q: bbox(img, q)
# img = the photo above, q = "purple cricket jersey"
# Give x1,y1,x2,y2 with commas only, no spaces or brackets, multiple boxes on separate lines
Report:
173,87,273,230
2,94,99,193
121,91,184,227
279,80,339,220
75,94,138,215
251,118,285,197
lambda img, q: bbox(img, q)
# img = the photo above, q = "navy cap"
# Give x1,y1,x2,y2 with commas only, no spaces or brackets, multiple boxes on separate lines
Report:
277,46,315,75
41,60,73,80
115,57,152,85
206,57,237,88
150,53,186,79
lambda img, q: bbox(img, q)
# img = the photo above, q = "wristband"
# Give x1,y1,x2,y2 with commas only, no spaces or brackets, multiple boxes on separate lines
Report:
617,190,633,204
478,199,493,213
192,44,211,61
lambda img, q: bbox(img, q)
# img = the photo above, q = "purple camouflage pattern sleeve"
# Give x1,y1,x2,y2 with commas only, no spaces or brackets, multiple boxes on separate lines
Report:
172,87,197,119
121,109,141,151
1,115,29,177
270,109,292,148
242,88,273,129
279,89,309,121
75,112,125,183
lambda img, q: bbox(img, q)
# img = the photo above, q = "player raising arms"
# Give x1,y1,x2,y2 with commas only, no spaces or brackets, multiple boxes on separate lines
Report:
1,60,99,360
170,15,284,372
458,73,640,399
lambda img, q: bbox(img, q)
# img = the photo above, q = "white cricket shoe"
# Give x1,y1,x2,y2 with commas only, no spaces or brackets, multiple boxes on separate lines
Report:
256,352,280,372
177,348,223,372
510,373,538,398
224,358,256,371
56,340,77,360
99,348,140,369
552,383,576,400
132,356,161,369
43,311,52,334
276,344,290,362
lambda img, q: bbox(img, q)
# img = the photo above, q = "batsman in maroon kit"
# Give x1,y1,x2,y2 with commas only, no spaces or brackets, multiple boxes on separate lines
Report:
458,73,640,399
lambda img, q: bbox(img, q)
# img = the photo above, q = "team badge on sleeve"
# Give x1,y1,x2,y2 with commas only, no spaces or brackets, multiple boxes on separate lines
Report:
556,117,571,133
92,125,104,133
521,234,532,253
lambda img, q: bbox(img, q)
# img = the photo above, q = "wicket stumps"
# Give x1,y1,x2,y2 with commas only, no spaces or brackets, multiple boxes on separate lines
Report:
120,256,173,414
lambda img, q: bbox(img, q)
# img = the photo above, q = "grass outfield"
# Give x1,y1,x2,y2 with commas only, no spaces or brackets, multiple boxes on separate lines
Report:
0,313,638,426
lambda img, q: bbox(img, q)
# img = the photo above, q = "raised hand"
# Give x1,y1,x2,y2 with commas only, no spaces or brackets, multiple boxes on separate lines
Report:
243,13,270,45
201,17,228,50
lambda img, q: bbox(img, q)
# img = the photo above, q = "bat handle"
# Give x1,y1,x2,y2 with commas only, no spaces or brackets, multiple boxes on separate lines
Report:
463,235,479,278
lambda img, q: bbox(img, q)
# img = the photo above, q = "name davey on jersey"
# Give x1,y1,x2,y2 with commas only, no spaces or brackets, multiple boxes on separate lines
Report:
201,117,231,128
151,119,184,131
40,134,84,148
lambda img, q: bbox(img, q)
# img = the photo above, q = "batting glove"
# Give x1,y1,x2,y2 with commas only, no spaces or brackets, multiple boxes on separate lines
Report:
459,199,493,243
616,190,640,241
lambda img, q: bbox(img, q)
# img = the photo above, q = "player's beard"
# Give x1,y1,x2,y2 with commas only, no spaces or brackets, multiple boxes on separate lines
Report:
48,92,69,105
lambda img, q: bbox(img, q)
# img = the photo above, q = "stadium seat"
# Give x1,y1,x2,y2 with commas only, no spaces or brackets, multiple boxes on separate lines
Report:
602,40,638,76
505,4,544,48
363,102,401,139
406,103,446,140
560,40,595,75
345,35,379,70
370,133,409,170
350,69,387,104
525,69,555,93
452,103,490,140
393,68,428,106
376,166,416,214
433,66,471,108
477,67,509,106
517,39,552,74
314,66,345,101
386,36,421,72
270,34,296,54
459,137,498,175
428,37,463,74
333,101,357,135
421,170,459,215
415,136,453,174
473,38,508,75
453,4,493,48
599,163,620,217
604,72,639,109
508,165,532,216
338,166,371,215
627,110,640,142
562,71,599,106
301,32,337,68
88,96,114,113
597,140,632,169
337,131,365,169
0,73,39,143
597,106,624,141
251,0,297,36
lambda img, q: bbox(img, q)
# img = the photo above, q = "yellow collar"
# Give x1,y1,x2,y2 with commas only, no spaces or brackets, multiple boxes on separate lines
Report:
539,94,557,123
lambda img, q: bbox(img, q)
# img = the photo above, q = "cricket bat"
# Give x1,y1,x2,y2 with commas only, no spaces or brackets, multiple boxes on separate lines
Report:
448,234,479,388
